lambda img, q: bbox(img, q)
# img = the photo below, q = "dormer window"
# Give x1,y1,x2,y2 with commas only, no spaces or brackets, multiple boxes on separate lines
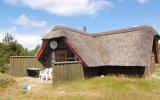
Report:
50,38,78,63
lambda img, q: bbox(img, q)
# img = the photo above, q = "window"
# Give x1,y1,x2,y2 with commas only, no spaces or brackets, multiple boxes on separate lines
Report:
51,39,79,62
67,49,75,61
55,50,67,62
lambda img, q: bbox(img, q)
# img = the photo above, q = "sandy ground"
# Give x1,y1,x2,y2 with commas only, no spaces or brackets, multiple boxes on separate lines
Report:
1,77,52,93
14,77,52,91
17,77,52,84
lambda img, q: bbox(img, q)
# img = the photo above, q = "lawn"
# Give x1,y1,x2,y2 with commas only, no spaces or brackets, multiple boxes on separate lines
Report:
0,75,160,100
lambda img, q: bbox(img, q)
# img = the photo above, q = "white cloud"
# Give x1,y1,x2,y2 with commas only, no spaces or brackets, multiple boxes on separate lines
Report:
137,0,151,4
0,27,42,50
12,14,52,49
15,34,42,50
4,0,113,16
14,14,48,29
0,34,3,42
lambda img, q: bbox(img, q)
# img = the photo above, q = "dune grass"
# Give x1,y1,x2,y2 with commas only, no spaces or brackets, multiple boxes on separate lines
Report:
0,73,15,88
1,76,160,100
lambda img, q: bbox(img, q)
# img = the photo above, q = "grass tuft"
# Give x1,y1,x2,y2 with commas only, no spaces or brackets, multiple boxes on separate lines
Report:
0,73,15,88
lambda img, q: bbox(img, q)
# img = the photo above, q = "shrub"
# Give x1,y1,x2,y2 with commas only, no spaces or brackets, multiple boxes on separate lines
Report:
0,73,15,88
0,58,7,73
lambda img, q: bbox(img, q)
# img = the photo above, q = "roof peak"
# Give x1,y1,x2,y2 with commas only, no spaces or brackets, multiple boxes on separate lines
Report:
52,25,90,36
52,25,157,37
54,25,67,29
92,25,157,36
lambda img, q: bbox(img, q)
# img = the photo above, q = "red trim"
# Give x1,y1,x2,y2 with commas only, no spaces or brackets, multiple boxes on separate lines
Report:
63,38,87,67
36,40,49,60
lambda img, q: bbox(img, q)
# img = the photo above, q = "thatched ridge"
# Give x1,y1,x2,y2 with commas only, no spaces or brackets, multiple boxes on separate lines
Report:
38,25,159,67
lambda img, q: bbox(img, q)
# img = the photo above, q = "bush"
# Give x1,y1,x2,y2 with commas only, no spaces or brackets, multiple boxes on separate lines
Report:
0,58,8,73
0,73,15,88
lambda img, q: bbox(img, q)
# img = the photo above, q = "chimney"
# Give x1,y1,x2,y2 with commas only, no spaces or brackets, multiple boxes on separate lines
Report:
83,26,87,32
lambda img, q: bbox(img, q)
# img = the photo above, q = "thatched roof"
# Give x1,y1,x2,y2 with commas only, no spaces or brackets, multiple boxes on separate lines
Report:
40,25,159,67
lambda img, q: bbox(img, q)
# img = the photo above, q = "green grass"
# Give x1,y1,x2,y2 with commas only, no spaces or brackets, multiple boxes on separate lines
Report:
1,76,160,100
42,76,160,100
52,77,159,92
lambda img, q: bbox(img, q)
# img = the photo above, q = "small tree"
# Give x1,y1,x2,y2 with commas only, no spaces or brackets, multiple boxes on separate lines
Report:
3,32,15,45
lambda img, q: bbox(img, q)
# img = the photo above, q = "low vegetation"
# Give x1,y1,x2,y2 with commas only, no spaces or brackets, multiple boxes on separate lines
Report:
0,73,15,88
0,76,160,100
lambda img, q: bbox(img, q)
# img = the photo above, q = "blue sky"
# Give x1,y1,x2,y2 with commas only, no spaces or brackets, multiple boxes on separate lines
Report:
0,0,160,49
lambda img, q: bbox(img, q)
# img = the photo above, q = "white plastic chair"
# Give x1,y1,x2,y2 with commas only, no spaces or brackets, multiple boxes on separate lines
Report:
48,68,53,80
39,68,53,82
